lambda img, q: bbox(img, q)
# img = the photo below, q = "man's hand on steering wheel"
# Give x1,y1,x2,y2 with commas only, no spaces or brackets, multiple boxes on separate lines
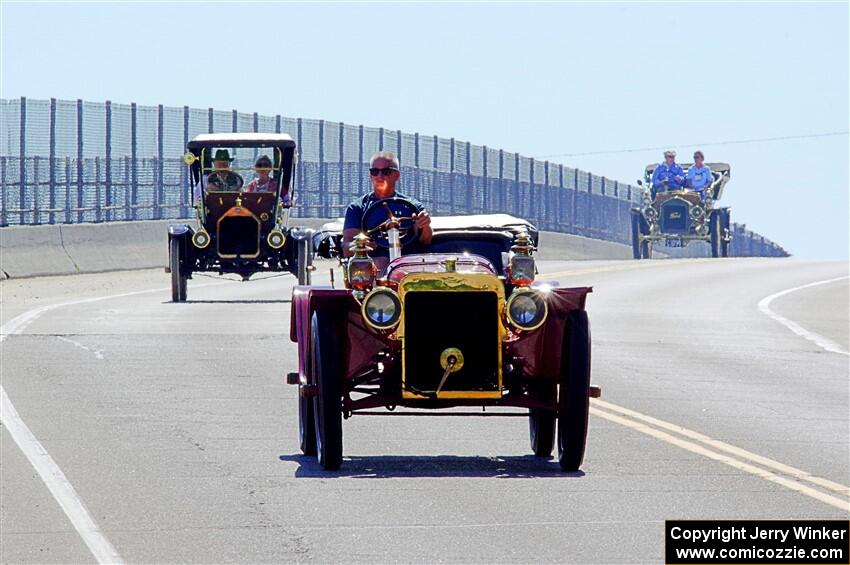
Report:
414,210,431,230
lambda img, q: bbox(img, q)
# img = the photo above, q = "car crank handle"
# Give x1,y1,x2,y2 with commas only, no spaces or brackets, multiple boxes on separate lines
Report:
435,357,457,396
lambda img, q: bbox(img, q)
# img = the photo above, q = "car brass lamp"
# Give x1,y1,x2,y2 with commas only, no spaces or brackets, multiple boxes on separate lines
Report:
508,230,536,286
347,233,377,294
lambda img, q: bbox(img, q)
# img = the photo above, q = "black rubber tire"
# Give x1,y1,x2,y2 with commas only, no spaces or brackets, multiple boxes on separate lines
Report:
630,214,642,260
557,310,591,472
299,388,317,456
529,380,556,457
720,210,731,258
169,238,187,302
641,239,653,260
311,311,343,470
709,211,721,258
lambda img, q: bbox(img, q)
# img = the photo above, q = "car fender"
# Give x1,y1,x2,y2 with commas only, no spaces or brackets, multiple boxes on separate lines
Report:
167,224,194,239
509,286,592,379
291,287,353,382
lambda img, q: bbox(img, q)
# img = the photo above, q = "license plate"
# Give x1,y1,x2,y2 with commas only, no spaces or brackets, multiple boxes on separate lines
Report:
665,240,683,248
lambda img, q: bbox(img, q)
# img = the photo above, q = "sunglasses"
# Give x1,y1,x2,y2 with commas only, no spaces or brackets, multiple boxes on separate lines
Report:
369,167,398,177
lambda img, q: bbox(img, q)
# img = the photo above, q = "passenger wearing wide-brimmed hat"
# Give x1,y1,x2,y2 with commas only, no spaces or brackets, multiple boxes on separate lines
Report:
206,149,244,192
685,150,713,198
651,150,685,192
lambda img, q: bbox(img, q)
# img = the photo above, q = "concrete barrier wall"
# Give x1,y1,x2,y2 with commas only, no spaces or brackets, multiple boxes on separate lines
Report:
0,218,640,280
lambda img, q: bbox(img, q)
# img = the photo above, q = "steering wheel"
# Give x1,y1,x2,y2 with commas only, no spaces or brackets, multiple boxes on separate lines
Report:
361,197,420,249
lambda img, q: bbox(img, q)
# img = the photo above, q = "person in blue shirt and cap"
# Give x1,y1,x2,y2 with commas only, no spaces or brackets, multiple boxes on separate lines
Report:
685,150,714,198
651,150,685,192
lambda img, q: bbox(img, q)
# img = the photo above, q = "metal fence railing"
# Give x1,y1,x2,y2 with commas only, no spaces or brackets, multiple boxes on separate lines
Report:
0,97,788,257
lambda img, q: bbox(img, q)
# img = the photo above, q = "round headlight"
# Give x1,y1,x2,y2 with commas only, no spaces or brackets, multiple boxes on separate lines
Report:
267,229,286,249
506,289,548,331
361,288,402,330
192,229,210,249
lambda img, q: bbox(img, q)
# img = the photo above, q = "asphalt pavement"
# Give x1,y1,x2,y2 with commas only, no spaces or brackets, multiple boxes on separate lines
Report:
1,258,848,564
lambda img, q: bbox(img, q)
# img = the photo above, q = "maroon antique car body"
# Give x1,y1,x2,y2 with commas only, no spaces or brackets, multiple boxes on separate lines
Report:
287,203,599,472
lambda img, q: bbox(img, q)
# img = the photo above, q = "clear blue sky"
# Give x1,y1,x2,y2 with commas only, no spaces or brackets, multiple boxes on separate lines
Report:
2,1,848,259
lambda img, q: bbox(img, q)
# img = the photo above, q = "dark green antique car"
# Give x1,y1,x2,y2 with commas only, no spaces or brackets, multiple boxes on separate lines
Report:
631,163,732,259
166,133,313,302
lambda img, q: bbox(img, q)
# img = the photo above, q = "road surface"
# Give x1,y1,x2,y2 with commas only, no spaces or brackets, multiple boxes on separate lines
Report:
1,258,848,563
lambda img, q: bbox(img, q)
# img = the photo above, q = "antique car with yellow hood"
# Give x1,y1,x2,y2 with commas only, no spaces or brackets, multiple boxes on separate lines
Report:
288,197,600,471
166,133,314,302
631,162,732,259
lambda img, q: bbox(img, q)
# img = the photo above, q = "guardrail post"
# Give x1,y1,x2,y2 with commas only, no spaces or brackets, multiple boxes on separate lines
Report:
482,145,488,212
586,171,592,237
465,141,472,213
275,114,281,134
318,119,327,217
49,98,57,225
231,109,237,133
432,135,439,214
396,129,402,164
32,156,40,225
572,169,578,233
105,101,113,222
76,99,84,223
296,118,303,213
252,112,259,162
358,125,364,196
19,96,26,225
414,132,420,201
94,156,102,222
182,105,189,218
0,156,7,226
208,107,214,133
65,157,72,224
514,153,520,218
338,122,345,210
498,149,504,212
130,102,138,220
123,157,130,220
558,164,565,233
156,104,164,220
449,138,455,214
529,157,536,223
378,127,384,151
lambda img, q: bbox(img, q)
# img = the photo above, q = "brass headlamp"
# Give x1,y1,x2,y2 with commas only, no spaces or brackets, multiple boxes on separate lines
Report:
347,233,377,292
507,230,536,286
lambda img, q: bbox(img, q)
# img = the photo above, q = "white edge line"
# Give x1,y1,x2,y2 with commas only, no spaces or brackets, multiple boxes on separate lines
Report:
757,276,850,356
0,278,252,563
0,287,180,564
1,387,124,564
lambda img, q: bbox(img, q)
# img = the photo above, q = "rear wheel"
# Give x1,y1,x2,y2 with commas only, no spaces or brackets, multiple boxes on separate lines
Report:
311,311,343,470
169,238,187,302
641,239,653,259
709,212,721,258
720,210,731,258
528,382,556,457
557,310,591,472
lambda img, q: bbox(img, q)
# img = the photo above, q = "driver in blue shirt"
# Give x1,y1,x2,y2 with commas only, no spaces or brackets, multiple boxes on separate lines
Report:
342,151,432,259
651,150,685,192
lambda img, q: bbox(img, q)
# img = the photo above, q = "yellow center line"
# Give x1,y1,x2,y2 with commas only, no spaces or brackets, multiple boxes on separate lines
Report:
590,401,850,512
593,399,850,496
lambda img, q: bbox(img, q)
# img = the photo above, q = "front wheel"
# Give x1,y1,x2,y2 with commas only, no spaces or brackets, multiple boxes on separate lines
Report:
557,310,591,472
299,387,316,456
630,214,642,260
528,382,556,457
311,311,343,470
169,238,187,302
